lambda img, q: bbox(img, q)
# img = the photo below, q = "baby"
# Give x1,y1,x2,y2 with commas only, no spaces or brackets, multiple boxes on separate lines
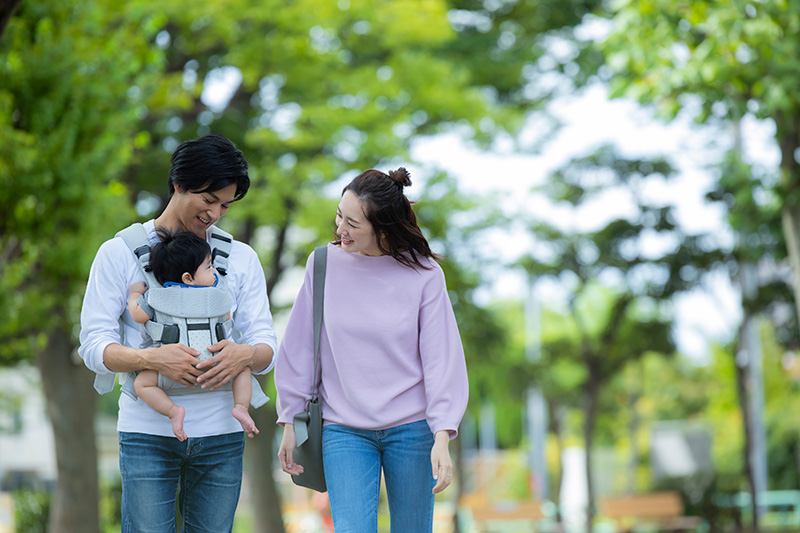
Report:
128,227,258,440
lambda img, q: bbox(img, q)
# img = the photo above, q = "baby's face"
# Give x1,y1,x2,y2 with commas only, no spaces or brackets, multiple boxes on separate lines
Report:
191,255,218,287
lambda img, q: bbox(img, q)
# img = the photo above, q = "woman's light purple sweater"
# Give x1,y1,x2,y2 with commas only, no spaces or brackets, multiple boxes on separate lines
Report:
275,243,469,438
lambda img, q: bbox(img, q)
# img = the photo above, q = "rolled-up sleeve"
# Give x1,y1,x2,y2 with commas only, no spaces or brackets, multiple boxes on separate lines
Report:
78,238,138,375
229,242,278,374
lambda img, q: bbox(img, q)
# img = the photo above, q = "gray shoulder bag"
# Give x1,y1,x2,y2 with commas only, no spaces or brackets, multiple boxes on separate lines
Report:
291,245,328,492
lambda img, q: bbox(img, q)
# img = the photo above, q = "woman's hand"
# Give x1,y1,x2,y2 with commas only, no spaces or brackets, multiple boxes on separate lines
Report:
278,424,305,476
431,430,453,494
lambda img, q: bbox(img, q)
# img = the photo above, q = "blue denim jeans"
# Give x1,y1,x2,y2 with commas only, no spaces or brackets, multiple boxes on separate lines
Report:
118,431,244,533
322,420,436,532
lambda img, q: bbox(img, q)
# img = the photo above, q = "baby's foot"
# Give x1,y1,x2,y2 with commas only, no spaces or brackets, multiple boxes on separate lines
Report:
232,404,259,438
168,405,187,441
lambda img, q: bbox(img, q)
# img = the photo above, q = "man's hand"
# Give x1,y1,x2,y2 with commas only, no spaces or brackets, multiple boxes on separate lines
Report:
195,340,254,390
144,344,202,387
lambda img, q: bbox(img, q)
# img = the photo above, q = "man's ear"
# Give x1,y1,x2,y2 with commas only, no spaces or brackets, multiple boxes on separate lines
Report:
181,272,194,284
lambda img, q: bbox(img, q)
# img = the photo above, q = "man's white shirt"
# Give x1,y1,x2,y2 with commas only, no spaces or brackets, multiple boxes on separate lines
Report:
78,220,277,437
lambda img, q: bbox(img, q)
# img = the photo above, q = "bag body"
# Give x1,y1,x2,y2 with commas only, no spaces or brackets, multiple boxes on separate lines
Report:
291,399,326,492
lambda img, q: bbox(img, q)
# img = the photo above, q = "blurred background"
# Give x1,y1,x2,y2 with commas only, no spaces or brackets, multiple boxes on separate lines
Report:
3,0,800,531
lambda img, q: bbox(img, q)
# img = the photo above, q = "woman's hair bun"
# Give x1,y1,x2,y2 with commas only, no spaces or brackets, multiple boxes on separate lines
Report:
388,167,412,188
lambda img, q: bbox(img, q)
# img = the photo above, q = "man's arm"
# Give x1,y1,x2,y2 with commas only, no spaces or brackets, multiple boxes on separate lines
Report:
103,342,202,387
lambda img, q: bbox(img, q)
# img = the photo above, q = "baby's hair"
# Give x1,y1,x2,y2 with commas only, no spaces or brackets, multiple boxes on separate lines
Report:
150,227,211,286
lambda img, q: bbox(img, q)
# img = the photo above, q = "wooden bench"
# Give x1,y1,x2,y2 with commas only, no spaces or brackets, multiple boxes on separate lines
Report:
462,494,546,533
597,491,703,532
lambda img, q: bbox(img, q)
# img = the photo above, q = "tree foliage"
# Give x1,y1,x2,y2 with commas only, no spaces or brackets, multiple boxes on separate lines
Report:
0,1,171,530
518,146,727,528
599,0,800,320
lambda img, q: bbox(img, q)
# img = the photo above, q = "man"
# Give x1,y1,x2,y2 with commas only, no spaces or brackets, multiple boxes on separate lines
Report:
79,134,277,532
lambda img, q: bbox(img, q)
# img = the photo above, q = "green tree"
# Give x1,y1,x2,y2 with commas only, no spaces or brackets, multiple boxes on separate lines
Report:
0,1,168,529
600,0,800,331
519,147,722,530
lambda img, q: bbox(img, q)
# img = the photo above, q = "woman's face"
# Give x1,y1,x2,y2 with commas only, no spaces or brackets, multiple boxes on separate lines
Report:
335,190,383,256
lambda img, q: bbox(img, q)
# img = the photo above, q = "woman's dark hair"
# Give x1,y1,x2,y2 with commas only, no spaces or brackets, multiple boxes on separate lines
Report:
337,167,439,269
150,227,212,286
168,134,250,201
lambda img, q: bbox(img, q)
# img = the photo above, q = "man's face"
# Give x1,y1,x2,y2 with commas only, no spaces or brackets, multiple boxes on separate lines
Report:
173,183,237,237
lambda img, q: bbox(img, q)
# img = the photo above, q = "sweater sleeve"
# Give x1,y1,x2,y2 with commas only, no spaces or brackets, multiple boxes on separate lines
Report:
275,252,317,425
418,265,469,439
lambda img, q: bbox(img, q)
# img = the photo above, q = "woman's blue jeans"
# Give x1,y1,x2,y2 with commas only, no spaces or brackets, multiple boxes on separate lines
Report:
118,431,244,533
322,420,436,532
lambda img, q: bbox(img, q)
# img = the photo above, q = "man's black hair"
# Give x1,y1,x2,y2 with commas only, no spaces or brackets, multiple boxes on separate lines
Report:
150,227,212,286
168,134,250,201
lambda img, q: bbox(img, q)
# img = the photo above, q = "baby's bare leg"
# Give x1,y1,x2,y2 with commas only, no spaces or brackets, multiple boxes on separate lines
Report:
135,370,187,441
231,372,258,438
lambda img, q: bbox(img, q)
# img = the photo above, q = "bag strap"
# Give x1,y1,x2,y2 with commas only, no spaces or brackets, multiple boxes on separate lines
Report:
310,245,327,401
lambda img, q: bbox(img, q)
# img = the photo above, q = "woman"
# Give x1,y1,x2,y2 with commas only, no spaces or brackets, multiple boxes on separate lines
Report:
276,167,469,532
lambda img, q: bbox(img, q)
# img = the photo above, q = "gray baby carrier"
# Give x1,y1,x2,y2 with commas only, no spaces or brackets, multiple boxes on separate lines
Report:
93,223,268,408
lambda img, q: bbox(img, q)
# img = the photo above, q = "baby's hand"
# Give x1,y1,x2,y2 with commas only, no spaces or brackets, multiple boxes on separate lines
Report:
129,281,148,296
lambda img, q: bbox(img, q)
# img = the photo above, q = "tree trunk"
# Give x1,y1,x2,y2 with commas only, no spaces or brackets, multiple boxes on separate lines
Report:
36,324,100,533
583,377,599,533
626,392,640,495
551,403,566,525
245,393,286,533
0,0,22,41
238,214,289,532
451,435,463,533
734,323,758,532
782,206,800,323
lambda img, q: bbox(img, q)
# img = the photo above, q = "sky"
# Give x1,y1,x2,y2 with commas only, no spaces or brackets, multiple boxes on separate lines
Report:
411,83,781,363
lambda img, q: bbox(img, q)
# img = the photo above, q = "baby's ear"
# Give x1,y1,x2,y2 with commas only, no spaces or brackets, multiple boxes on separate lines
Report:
182,272,194,284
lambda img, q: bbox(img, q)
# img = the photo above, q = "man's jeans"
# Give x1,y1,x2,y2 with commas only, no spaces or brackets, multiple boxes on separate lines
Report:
322,420,436,532
119,431,244,533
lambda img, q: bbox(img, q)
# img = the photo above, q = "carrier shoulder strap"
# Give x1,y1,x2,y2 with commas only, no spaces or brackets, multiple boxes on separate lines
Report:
93,223,155,395
116,222,160,288
208,225,233,277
